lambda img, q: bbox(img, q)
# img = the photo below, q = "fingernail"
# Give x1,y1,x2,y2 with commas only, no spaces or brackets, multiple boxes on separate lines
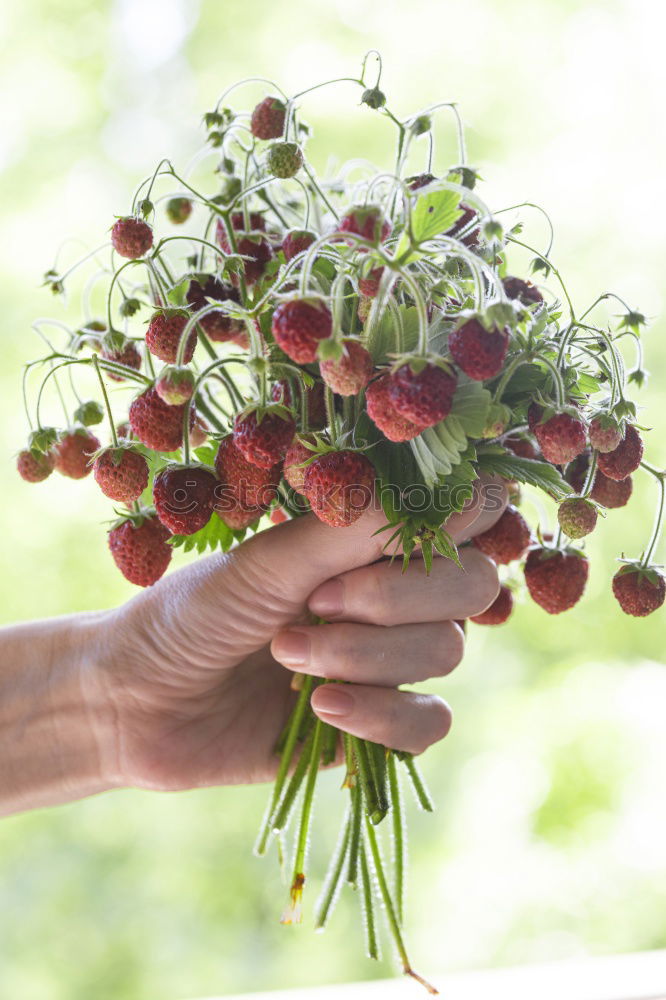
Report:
312,685,355,717
309,579,344,618
272,630,310,666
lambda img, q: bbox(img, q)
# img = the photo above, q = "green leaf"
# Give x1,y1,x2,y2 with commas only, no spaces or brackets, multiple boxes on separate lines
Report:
408,378,490,486
448,376,492,437
170,513,236,553
395,188,462,259
366,305,419,363
476,448,570,497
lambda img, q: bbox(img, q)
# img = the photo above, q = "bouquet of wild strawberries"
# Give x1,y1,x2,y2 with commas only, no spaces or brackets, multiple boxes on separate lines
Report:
17,54,665,992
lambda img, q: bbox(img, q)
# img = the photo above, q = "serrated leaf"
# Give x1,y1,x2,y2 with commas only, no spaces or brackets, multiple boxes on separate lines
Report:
170,512,235,553
366,305,419,363
448,377,492,437
395,188,463,258
476,449,570,496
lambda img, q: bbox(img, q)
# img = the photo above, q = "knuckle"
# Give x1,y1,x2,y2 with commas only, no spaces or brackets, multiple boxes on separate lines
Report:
461,548,500,614
360,570,394,625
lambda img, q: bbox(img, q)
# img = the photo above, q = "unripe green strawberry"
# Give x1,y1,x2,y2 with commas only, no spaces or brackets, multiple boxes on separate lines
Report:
266,142,304,179
165,197,193,224
557,498,598,539
73,400,104,426
155,366,196,406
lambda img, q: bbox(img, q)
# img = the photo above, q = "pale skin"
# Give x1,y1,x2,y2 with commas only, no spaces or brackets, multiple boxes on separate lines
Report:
0,477,506,818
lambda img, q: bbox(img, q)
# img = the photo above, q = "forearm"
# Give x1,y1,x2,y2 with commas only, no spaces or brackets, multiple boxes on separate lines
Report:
0,612,119,816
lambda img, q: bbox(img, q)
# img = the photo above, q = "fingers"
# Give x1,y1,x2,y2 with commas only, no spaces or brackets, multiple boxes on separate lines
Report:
462,474,509,540
308,545,500,625
271,620,464,687
310,684,452,755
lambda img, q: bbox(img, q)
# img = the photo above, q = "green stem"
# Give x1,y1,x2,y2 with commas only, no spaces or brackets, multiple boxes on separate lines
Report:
640,463,666,566
346,781,363,887
92,354,119,448
287,717,325,913
313,806,352,930
400,753,434,812
387,752,405,925
271,721,317,833
359,840,379,960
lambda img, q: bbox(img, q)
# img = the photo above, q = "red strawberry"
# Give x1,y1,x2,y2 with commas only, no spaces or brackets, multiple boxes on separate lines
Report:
502,276,543,306
358,267,384,298
597,425,643,481
186,275,244,343
271,299,332,363
406,173,436,191
533,411,587,465
111,218,153,259
446,204,479,247
470,584,514,625
320,340,373,396
153,465,217,535
365,373,427,442
448,318,510,381
472,505,531,564
214,435,281,509
283,435,316,494
271,379,327,430
250,96,287,140
303,450,376,527
165,197,192,224
129,386,195,452
270,507,289,524
591,470,633,509
216,217,272,285
17,448,55,483
337,205,392,245
387,362,457,427
146,311,197,364
504,434,539,460
189,416,210,448
557,497,598,539
233,409,295,469
155,366,196,406
219,507,264,530
108,513,172,587
282,230,316,261
524,548,589,613
54,429,101,479
589,416,623,454
612,565,666,617
101,339,142,382
93,447,149,503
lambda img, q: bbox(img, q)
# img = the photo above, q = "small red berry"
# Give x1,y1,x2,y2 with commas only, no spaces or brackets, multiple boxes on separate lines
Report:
216,216,272,285
54,430,101,479
155,366,196,406
502,276,543,306
533,412,587,465
129,387,195,453
108,514,172,587
597,425,643,481
271,299,332,363
472,505,531,564
153,465,217,535
448,318,510,381
101,339,142,382
612,565,666,617
146,311,197,365
282,229,316,261
524,548,589,614
337,205,392,245
588,416,623,454
186,275,244,343
358,267,384,298
406,173,436,191
233,409,296,469
387,362,457,428
470,585,514,625
446,203,479,248
271,379,327,430
111,218,153,259
214,435,281,510
17,448,55,483
93,447,149,503
219,507,264,531
320,341,374,396
591,470,633,509
250,97,286,140
504,434,539,460
303,450,376,527
283,435,316,494
365,373,427,442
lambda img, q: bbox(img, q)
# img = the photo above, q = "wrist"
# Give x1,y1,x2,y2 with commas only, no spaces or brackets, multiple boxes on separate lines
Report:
0,610,122,816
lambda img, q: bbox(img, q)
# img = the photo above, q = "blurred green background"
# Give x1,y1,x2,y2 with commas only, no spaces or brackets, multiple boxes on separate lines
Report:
1,0,665,997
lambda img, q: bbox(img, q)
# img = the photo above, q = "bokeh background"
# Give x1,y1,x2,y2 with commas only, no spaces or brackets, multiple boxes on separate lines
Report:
1,1,666,997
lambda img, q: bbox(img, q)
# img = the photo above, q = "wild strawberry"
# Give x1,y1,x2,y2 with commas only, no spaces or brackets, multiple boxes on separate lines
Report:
557,497,598,539
129,386,195,452
612,565,666,617
214,435,281,509
320,341,373,396
448,318,510,381
219,507,264,530
472,505,531,564
233,408,295,469
283,435,316,494
597,425,643,481
271,299,332,363
101,339,142,382
216,217,273,285
524,548,589,614
271,379,327,430
270,507,289,524
54,429,101,479
153,465,217,535
186,275,244,342
250,96,286,139
303,450,376,527
282,230,316,261
111,218,153,259
591,470,633,509
266,141,303,178
589,415,623,454
165,197,192,224
358,267,384,298
504,434,539,460
406,173,436,191
470,585,514,625
337,205,392,245
365,373,427,442
532,411,587,465
502,276,543,306
189,416,209,448
108,513,172,587
446,204,479,247
155,366,196,406
17,448,55,483
93,447,149,503
388,362,457,427
146,310,197,364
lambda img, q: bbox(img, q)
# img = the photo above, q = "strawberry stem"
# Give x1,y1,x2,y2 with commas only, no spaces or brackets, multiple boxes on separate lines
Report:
92,354,119,448
359,839,380,960
387,752,405,925
313,804,352,930
640,462,666,566
285,717,325,919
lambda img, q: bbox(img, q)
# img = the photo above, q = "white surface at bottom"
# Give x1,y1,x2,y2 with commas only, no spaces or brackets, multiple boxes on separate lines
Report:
191,949,666,1000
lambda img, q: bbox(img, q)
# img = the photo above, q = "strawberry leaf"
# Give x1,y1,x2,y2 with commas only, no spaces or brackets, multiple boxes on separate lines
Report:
396,188,463,258
476,448,570,496
170,512,236,553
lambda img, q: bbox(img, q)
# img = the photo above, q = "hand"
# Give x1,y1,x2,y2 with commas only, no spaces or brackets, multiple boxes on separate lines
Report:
93,477,506,793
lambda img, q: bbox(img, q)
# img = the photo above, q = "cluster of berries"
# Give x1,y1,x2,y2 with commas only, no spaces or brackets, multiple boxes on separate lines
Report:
16,59,665,988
